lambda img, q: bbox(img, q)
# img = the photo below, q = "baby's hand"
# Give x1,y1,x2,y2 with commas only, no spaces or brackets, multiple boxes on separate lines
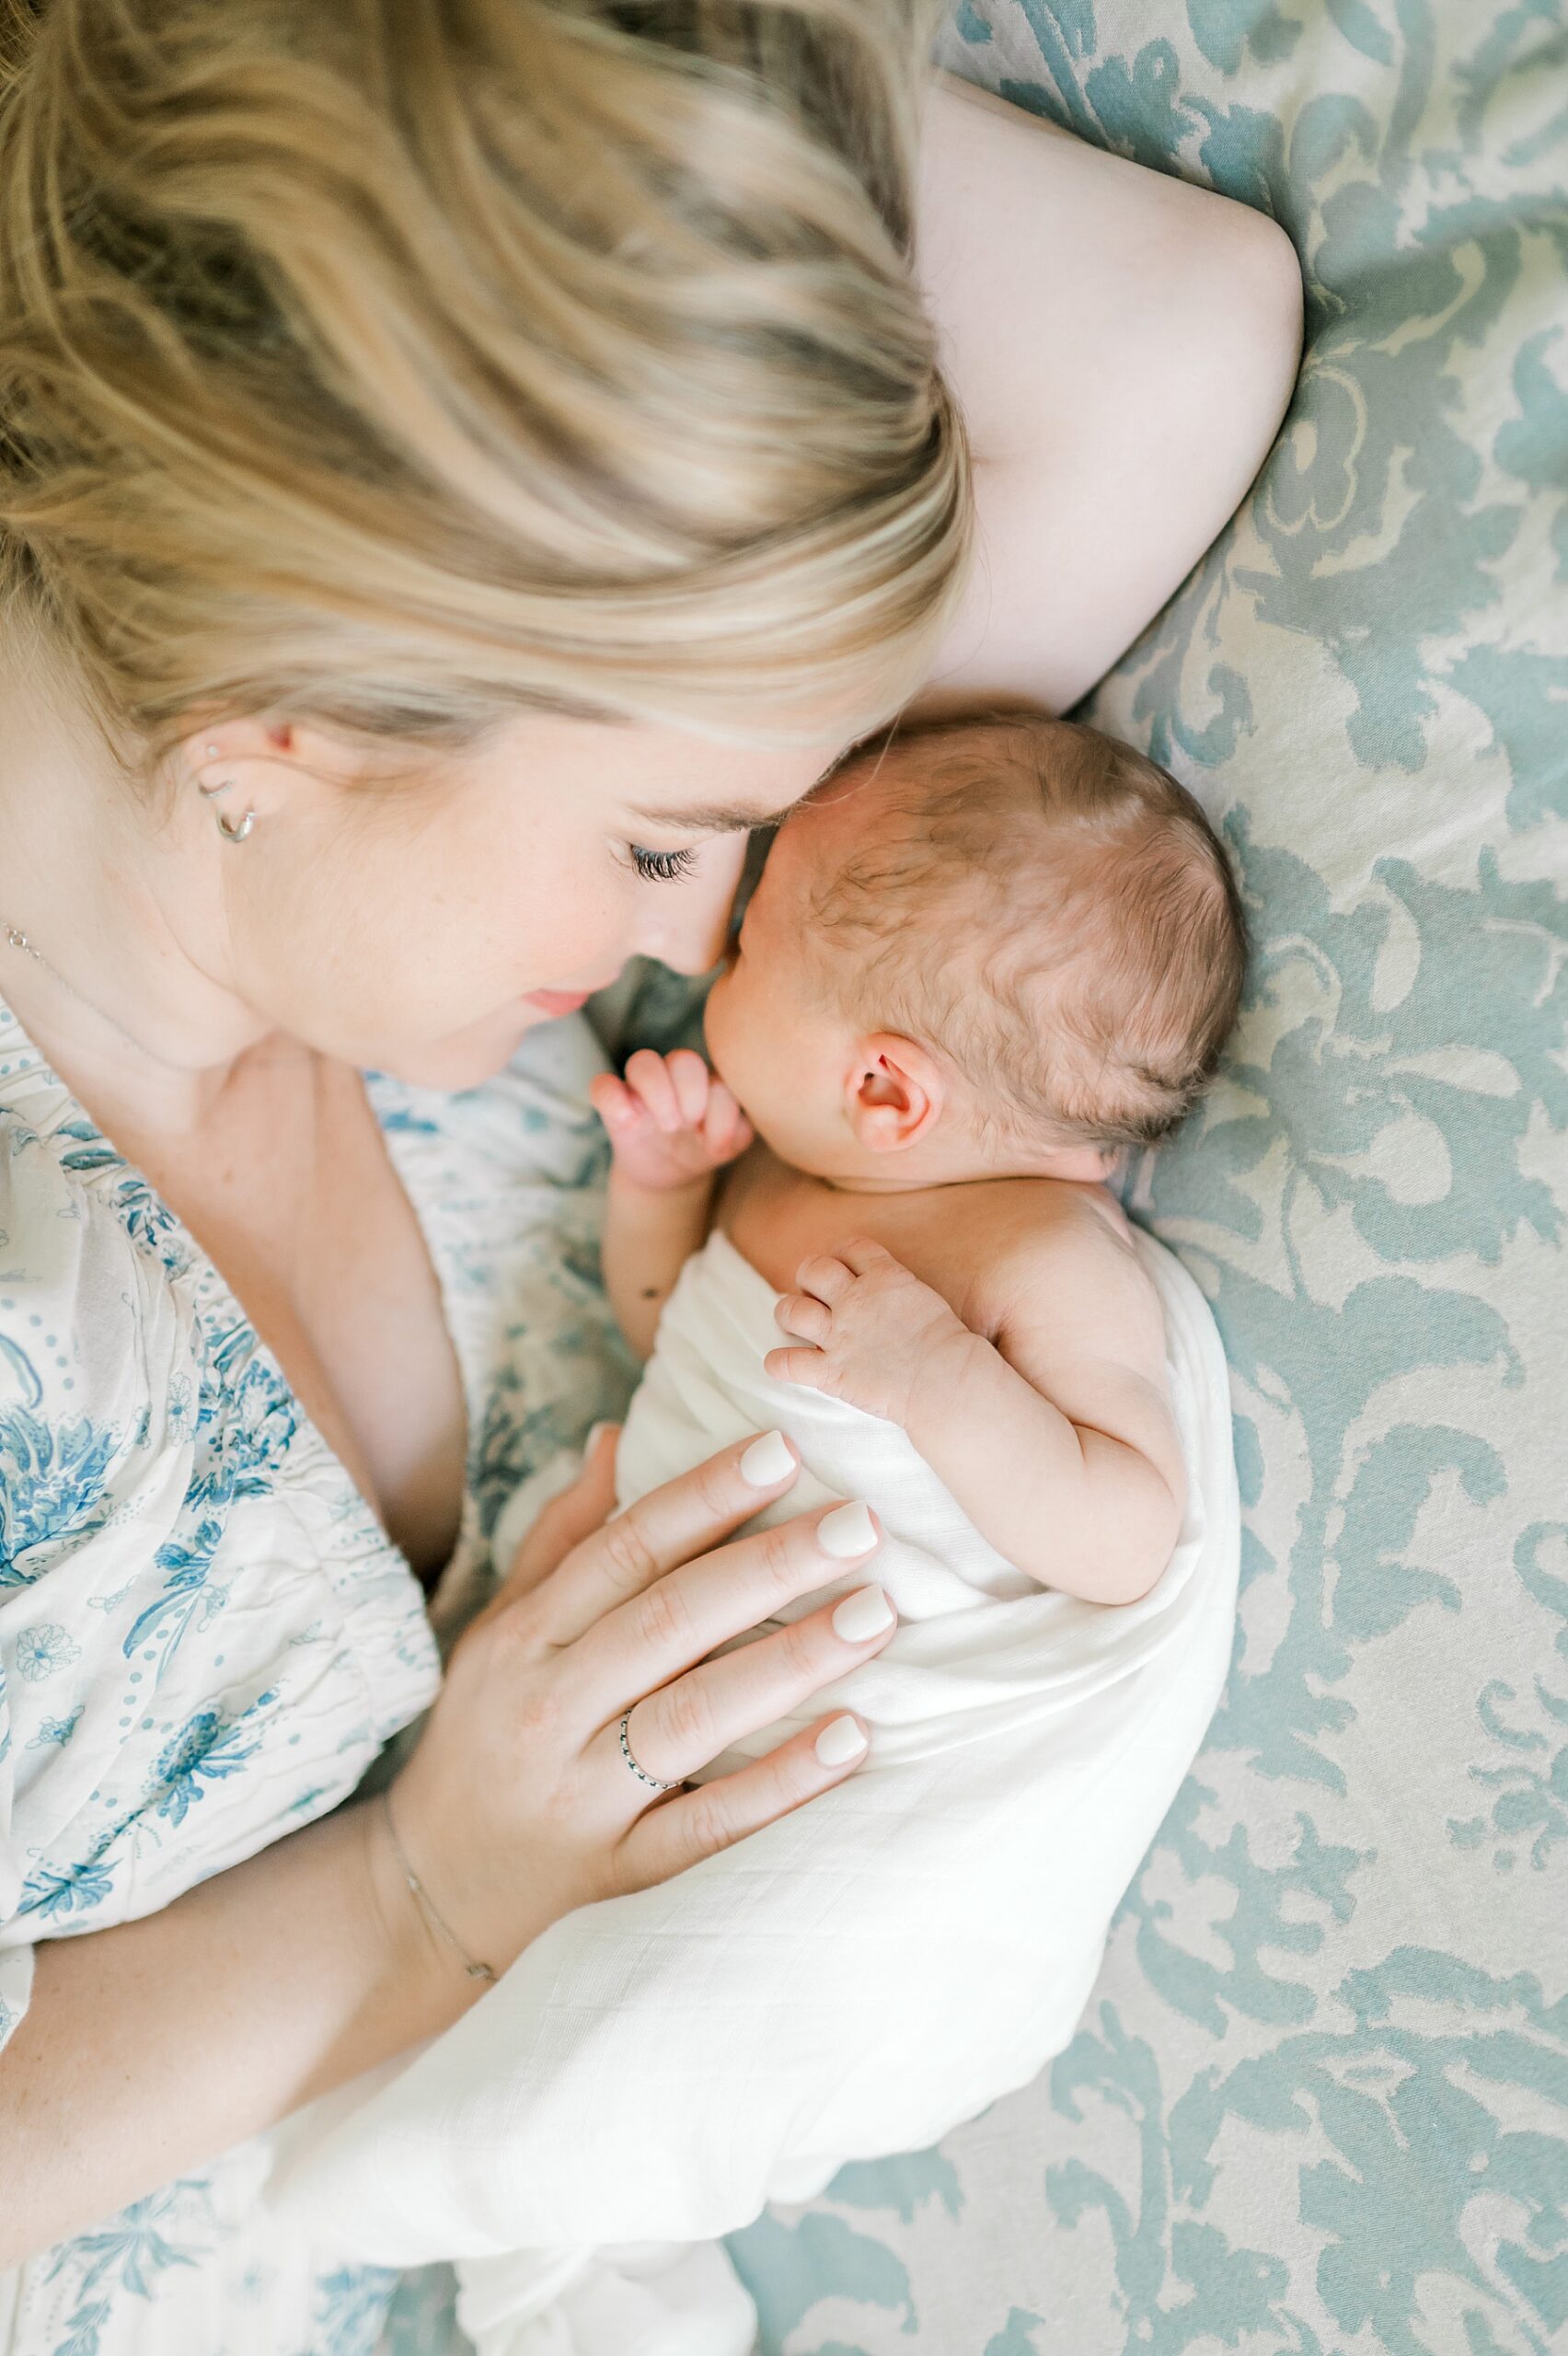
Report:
591,1050,754,1193
766,1240,974,1427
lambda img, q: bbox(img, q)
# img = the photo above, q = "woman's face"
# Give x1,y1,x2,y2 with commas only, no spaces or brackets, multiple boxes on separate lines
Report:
194,708,847,1089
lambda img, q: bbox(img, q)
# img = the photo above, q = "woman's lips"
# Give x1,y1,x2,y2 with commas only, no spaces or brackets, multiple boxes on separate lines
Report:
524,986,595,1017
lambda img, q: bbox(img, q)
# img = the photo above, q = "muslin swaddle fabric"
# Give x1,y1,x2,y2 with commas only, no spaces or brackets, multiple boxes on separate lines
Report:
266,1223,1240,2354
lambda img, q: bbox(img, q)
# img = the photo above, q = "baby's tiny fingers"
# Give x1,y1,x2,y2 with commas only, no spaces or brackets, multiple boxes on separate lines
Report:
764,1344,827,1391
774,1292,831,1346
794,1253,855,1305
701,1088,749,1161
623,1049,685,1133
592,1076,650,1136
837,1237,898,1276
697,1083,748,1149
666,1049,712,1127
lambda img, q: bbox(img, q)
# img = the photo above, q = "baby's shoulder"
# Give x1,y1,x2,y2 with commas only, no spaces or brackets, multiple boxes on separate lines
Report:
957,1176,1160,1352
966,1172,1137,1273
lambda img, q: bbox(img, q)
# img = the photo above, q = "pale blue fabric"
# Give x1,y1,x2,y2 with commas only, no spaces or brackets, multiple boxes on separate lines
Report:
722,5,1568,2350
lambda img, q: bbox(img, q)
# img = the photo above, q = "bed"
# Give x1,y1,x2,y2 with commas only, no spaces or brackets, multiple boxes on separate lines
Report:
719,6,1568,2350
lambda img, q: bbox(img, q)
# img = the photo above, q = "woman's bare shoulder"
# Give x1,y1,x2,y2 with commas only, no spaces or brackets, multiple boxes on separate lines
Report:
912,75,1303,713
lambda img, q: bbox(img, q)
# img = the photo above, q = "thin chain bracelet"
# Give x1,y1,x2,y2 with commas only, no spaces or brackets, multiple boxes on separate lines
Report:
380,1789,497,1985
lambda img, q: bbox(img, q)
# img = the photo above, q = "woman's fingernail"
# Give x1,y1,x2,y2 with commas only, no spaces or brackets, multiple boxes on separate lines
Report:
815,1715,869,1767
739,1429,795,1486
819,1500,877,1559
584,1422,617,1456
832,1584,894,1642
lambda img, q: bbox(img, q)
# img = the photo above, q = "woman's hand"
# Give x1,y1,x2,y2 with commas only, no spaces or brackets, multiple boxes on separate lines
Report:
1,1426,891,2262
382,1425,892,1984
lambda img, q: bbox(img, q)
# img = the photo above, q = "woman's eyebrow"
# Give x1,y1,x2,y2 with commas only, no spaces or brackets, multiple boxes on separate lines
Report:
627,796,806,836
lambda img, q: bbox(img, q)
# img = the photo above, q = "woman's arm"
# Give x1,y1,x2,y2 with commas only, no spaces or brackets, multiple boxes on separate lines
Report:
0,1796,462,2265
0,1436,894,2260
913,75,1303,714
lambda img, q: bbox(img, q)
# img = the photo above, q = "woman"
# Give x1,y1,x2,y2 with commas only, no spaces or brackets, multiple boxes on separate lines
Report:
0,0,1300,2347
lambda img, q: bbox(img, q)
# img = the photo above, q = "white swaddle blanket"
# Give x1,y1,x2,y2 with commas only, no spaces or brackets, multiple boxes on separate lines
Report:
267,1223,1239,2353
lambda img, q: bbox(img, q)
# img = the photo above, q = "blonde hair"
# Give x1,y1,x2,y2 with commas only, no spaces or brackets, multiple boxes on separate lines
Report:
0,0,969,761
808,715,1248,1152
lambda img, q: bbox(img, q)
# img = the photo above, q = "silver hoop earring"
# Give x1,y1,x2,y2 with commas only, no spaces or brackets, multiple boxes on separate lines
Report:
197,756,258,846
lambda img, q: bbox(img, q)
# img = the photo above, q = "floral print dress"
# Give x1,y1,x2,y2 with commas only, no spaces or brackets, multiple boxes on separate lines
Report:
0,990,636,2355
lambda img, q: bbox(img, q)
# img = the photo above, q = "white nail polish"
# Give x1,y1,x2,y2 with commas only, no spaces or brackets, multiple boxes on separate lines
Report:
819,1499,877,1559
832,1584,894,1642
584,1422,615,1456
739,1429,794,1486
815,1715,869,1767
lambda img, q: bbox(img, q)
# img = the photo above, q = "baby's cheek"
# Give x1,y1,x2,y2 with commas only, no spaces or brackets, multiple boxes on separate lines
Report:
701,973,744,1093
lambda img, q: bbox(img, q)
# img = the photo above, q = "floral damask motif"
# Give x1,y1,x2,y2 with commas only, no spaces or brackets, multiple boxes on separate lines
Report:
1449,1522,1568,1875
736,5,1567,2350
1044,1948,1568,2356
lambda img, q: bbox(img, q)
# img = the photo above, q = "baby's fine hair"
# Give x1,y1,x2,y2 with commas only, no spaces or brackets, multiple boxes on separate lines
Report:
808,713,1248,1154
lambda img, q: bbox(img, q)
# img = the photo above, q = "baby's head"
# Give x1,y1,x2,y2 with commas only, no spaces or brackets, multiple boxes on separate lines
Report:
703,713,1246,1185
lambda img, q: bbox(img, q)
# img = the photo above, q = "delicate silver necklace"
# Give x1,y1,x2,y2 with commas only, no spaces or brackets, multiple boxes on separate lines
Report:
0,912,179,1068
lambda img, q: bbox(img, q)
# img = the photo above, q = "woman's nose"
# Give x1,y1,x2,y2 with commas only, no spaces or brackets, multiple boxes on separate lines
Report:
636,843,746,976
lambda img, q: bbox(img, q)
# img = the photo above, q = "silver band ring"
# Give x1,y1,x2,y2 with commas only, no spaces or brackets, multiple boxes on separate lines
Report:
618,1710,681,1793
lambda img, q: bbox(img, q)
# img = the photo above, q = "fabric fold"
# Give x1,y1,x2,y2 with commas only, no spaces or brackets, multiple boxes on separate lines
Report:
265,1216,1239,2350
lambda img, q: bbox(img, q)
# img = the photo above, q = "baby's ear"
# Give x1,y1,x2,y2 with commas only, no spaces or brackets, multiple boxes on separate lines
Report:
845,1034,943,1153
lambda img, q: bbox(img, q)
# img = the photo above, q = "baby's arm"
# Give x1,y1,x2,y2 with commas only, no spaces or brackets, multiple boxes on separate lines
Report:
767,1232,1184,1605
590,1051,753,1359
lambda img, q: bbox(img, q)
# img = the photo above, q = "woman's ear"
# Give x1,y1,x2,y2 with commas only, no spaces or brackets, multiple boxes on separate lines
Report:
172,714,365,826
844,1034,944,1153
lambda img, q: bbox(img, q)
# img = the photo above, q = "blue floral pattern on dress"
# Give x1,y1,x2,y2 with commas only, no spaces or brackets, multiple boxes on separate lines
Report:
0,1410,118,1590
12,1624,81,1683
0,1002,626,2350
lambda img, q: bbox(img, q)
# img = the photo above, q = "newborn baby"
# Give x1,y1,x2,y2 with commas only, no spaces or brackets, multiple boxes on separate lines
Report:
272,717,1245,2356
596,711,1245,1618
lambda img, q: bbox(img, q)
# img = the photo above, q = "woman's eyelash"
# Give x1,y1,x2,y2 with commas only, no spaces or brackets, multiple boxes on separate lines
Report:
628,844,698,884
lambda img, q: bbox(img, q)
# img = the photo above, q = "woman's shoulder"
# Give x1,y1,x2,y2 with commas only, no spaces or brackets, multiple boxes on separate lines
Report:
914,76,1302,713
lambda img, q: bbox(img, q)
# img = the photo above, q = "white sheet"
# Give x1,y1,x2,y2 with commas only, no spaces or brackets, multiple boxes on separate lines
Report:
265,1224,1239,2353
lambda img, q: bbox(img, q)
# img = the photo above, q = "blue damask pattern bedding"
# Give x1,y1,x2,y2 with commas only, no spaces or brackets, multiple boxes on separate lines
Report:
726,6,1568,2350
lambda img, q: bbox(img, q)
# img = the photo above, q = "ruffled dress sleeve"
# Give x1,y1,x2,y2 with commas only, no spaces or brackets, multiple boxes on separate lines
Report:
0,1058,440,2056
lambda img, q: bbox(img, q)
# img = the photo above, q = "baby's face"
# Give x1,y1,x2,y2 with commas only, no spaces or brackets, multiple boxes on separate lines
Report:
703,775,874,1176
